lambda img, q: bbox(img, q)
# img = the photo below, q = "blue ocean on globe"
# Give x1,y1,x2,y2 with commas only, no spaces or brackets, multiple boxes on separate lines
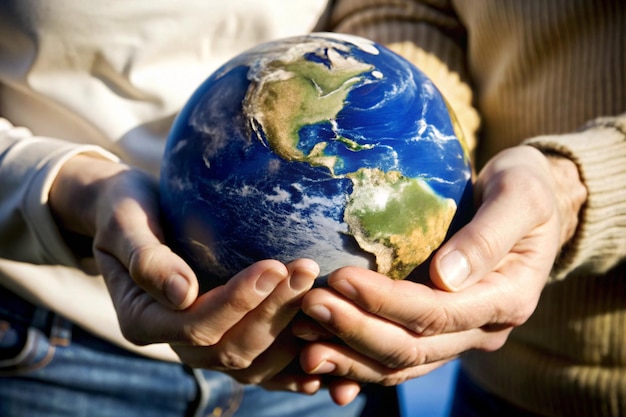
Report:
160,33,473,289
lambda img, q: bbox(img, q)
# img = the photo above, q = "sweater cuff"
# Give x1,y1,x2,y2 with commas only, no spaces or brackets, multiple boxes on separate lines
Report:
523,115,626,280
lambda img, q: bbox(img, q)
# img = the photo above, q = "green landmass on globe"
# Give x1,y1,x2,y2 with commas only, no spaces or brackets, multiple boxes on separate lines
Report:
242,42,457,280
245,46,375,172
345,168,456,280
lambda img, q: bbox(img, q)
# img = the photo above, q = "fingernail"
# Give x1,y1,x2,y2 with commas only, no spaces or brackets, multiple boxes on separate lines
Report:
307,305,331,323
290,269,315,292
440,250,470,290
256,268,285,294
165,274,190,307
331,279,357,300
311,361,336,374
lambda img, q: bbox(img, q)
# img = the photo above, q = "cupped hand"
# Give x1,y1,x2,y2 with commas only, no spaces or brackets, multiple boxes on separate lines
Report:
105,254,323,392
293,146,587,400
49,155,323,392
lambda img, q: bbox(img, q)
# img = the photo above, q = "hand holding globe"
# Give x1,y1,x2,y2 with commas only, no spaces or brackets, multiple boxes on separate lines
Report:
160,33,473,290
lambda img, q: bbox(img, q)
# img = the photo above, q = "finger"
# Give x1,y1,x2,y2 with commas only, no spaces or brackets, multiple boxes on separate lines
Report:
171,260,292,345
214,330,301,383
310,270,479,337
302,284,505,369
200,260,318,370
430,148,558,291
224,329,312,387
292,314,336,341
326,269,447,335
302,322,506,374
127,241,199,310
326,379,362,406
102,258,289,346
304,266,541,362
261,374,323,395
301,341,452,387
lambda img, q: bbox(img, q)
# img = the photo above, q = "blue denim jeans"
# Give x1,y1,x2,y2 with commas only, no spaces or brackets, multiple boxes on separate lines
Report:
0,286,366,417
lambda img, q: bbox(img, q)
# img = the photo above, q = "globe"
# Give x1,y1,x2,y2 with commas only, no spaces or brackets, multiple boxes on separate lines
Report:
160,33,473,290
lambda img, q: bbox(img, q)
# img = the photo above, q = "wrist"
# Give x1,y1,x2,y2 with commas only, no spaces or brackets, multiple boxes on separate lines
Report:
49,154,131,238
544,154,587,248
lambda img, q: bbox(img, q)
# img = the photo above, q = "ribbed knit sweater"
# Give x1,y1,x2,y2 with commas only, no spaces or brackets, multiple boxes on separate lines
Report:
327,1,626,416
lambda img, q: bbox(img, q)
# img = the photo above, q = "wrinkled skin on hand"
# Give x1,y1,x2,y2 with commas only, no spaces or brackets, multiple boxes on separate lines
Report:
293,146,587,404
48,155,329,394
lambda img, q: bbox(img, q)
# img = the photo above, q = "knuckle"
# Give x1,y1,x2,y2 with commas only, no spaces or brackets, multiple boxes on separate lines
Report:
479,330,510,352
127,245,160,284
328,319,358,341
223,293,259,316
340,360,358,378
408,304,450,336
469,225,504,263
183,325,221,347
509,303,536,328
494,293,537,329
216,351,253,371
380,372,408,387
253,302,283,323
361,296,385,316
380,345,427,369
572,181,588,207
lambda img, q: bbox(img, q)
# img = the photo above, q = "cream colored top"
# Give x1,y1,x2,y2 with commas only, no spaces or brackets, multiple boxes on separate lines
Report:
0,0,328,362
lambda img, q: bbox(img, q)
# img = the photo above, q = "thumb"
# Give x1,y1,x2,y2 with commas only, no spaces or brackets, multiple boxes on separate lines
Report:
429,206,521,292
430,146,561,292
126,242,199,310
430,180,543,292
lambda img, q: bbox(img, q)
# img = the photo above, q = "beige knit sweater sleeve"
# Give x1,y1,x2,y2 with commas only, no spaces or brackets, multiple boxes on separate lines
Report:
524,115,626,279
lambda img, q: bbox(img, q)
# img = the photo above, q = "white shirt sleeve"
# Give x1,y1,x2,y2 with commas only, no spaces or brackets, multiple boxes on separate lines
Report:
0,117,119,266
